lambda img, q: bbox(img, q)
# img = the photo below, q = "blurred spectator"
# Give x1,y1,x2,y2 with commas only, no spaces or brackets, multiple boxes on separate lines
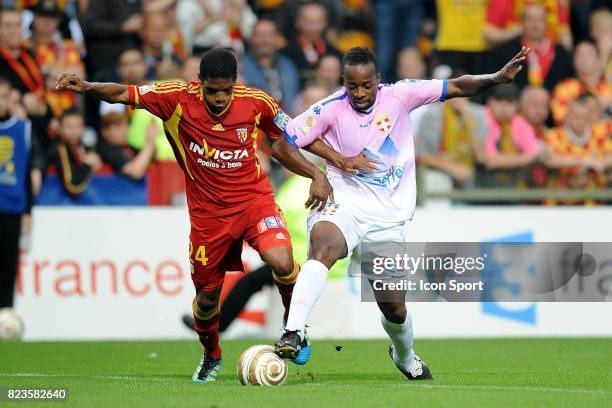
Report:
0,8,52,151
82,0,143,81
27,1,85,119
543,94,612,205
482,84,541,188
570,1,610,44
396,47,427,130
0,76,41,309
181,54,201,81
397,47,426,80
417,96,488,187
48,108,102,198
520,86,550,187
299,84,330,112
140,11,184,80
282,1,342,87
487,3,573,93
373,0,425,82
484,0,572,50
144,0,187,62
434,0,488,74
313,54,341,91
97,112,156,181
0,9,45,108
589,8,611,76
290,55,340,115
520,86,551,139
177,0,256,54
95,48,173,161
99,48,149,117
551,40,610,125
241,19,299,110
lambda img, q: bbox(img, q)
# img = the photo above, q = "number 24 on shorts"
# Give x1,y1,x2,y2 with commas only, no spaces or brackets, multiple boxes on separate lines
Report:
189,241,208,266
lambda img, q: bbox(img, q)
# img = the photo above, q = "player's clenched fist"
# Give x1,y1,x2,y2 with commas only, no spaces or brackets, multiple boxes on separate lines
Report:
55,73,87,93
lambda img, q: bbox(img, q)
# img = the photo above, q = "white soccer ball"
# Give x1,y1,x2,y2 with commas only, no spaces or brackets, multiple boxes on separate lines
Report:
237,345,288,386
0,308,25,341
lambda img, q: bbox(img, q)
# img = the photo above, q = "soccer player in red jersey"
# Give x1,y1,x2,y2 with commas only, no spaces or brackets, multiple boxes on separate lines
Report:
56,48,347,383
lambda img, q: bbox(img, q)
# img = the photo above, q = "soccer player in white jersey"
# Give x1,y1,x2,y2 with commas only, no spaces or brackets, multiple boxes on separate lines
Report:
270,46,530,379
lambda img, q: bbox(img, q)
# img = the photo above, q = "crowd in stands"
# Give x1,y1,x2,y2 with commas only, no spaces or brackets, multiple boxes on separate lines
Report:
0,0,609,206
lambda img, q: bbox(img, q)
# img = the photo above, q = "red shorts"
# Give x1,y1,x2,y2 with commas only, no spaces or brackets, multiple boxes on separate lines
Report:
189,197,292,291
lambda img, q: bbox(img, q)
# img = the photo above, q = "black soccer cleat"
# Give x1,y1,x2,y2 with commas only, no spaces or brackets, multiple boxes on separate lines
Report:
274,330,303,360
388,345,433,380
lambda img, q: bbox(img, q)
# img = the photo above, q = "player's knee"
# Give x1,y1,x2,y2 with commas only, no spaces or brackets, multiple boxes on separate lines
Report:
381,303,407,324
309,240,343,268
272,256,295,278
193,289,220,321
262,247,294,278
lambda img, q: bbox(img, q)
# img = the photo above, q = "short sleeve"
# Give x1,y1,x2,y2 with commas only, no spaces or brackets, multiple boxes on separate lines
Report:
284,98,335,148
393,79,447,112
254,91,287,139
128,81,186,121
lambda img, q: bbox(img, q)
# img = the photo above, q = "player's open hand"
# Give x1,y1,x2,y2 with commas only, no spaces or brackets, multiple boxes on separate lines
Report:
56,73,87,94
307,171,334,211
340,151,381,174
496,46,530,83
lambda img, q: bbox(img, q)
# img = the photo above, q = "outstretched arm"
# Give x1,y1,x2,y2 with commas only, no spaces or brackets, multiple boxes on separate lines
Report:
56,73,129,104
446,47,530,99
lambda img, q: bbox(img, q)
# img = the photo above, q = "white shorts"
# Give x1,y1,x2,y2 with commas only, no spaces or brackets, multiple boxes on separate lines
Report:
307,201,406,275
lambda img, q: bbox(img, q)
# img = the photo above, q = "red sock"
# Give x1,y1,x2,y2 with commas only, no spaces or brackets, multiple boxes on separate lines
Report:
194,313,222,360
274,280,294,323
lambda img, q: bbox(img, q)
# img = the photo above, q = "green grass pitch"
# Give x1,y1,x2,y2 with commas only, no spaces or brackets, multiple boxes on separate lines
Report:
1,338,611,407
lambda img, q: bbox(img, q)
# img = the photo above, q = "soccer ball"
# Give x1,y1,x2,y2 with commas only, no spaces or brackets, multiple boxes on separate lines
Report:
0,308,25,341
237,345,288,386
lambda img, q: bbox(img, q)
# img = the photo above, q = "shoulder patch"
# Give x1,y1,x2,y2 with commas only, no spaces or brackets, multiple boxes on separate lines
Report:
139,84,154,95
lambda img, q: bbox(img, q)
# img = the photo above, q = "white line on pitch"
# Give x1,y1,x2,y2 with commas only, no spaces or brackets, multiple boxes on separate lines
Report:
1,373,609,395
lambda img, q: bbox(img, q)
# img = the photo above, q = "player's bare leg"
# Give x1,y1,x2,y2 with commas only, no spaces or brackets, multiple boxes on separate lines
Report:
260,246,299,323
275,221,347,360
369,282,433,380
192,286,223,383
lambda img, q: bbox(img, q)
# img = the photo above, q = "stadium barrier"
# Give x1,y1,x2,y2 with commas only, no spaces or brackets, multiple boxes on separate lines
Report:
15,207,612,340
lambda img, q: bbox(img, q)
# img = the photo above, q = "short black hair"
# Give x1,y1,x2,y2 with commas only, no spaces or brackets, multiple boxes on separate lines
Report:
199,47,237,81
60,107,83,123
342,47,378,71
488,83,519,102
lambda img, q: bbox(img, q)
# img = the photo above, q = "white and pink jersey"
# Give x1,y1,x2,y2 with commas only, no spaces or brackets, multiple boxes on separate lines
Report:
285,79,447,223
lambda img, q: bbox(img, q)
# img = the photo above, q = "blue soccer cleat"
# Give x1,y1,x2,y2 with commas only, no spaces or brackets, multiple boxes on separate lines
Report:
192,354,222,383
292,331,312,365
274,328,312,365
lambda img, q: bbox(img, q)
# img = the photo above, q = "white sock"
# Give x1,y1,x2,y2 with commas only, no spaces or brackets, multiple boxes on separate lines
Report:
381,313,416,371
285,260,329,334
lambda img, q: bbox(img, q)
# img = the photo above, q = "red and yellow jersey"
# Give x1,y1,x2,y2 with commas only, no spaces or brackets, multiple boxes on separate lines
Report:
551,78,611,125
544,122,611,204
486,0,569,44
128,81,290,216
